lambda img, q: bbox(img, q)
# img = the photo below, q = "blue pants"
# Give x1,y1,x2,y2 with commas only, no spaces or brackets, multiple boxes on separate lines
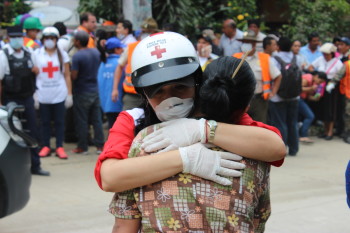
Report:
73,92,104,150
3,96,41,171
39,101,65,148
298,99,315,137
269,100,299,155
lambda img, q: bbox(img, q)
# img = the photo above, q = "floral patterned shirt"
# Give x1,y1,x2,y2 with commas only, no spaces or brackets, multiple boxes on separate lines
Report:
109,124,271,233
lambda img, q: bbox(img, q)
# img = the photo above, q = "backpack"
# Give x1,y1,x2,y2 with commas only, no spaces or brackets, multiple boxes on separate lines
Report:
274,55,302,99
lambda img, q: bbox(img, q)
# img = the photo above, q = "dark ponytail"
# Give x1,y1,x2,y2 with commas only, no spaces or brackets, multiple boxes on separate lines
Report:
200,56,256,123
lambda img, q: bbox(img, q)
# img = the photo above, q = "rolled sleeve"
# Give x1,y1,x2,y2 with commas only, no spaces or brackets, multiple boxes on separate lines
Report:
269,57,281,80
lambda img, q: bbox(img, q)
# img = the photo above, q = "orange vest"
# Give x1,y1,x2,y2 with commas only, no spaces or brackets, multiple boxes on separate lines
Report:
77,26,95,48
24,37,39,49
340,60,350,98
123,41,140,94
233,52,271,100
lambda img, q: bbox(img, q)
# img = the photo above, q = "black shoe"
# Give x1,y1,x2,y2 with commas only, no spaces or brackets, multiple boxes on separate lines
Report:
31,168,50,176
324,135,333,140
318,134,326,138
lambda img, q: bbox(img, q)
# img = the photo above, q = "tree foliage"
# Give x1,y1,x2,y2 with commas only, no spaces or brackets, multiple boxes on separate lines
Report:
280,0,350,43
152,0,227,38
78,0,122,23
0,0,31,26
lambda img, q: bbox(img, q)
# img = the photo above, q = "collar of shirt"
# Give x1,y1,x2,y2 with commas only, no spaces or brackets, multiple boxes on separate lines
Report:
38,46,58,56
3,43,30,55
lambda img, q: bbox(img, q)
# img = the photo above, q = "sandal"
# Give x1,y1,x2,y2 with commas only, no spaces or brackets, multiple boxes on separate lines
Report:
299,137,314,143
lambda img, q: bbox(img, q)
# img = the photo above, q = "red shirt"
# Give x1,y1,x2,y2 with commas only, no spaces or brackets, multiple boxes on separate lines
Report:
94,109,284,189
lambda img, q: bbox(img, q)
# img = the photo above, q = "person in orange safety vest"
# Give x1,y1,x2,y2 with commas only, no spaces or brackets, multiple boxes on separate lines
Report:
233,30,281,123
111,18,160,111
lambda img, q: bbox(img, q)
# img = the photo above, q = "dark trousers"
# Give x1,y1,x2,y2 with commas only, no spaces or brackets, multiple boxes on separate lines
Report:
73,92,104,150
3,96,41,171
106,112,119,129
248,93,268,123
334,87,346,135
269,100,299,155
39,101,65,148
298,99,315,137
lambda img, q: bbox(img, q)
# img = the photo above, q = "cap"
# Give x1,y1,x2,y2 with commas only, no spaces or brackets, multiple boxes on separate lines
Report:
7,25,24,37
238,30,262,43
142,76,195,98
202,29,216,41
320,42,337,54
105,37,126,50
340,37,350,46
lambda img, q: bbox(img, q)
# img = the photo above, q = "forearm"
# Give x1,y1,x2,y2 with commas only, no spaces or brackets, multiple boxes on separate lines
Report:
64,64,72,94
101,151,183,192
271,75,281,95
113,65,123,91
212,123,286,162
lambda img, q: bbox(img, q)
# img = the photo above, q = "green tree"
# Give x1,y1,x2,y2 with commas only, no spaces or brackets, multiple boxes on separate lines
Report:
78,0,122,23
152,0,227,38
0,0,31,26
280,0,350,43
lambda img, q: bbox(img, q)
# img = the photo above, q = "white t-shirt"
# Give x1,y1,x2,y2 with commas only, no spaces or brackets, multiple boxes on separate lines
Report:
57,35,72,52
121,34,137,46
32,47,70,104
312,56,343,80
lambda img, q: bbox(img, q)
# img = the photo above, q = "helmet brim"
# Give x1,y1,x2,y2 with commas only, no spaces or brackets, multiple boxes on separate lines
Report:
132,57,200,88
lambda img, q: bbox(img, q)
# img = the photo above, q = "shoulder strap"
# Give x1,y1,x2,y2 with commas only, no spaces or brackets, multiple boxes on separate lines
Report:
274,55,285,66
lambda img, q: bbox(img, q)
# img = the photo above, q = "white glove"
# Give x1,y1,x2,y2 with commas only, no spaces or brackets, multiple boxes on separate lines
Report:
326,82,335,93
65,95,73,108
179,143,245,186
141,118,207,153
33,92,39,110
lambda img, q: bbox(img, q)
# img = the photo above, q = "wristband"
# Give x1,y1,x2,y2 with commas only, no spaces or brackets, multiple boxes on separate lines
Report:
207,120,218,144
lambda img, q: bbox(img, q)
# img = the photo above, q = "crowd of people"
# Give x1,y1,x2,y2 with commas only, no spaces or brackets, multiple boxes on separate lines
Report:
0,11,349,231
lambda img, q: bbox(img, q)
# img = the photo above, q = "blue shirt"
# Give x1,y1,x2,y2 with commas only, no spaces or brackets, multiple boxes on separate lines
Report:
300,44,322,64
72,48,101,94
97,54,124,113
346,160,350,208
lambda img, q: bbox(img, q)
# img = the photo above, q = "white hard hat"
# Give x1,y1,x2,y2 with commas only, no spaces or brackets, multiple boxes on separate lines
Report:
42,27,59,38
131,32,200,88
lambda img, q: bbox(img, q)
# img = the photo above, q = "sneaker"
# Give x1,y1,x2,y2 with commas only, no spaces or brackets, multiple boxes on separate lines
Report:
72,147,89,155
96,147,103,155
56,147,68,159
39,146,51,157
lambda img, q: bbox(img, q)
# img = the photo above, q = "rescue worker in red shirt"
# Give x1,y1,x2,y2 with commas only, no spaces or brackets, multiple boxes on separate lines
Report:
95,32,286,194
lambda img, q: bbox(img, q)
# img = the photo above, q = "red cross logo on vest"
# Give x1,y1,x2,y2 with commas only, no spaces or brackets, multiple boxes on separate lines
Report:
42,61,59,78
151,45,166,59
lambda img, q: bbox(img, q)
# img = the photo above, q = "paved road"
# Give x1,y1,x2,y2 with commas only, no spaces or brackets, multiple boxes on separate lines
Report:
0,137,349,233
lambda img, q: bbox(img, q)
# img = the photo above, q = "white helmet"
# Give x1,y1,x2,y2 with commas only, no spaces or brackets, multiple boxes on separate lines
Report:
131,32,200,88
42,27,59,38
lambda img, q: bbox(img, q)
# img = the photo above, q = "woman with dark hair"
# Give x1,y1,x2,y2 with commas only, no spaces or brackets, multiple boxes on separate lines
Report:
309,43,343,140
32,27,72,159
96,32,285,194
110,56,281,232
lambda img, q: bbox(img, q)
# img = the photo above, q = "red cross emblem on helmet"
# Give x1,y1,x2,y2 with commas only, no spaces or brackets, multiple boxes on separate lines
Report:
150,45,166,59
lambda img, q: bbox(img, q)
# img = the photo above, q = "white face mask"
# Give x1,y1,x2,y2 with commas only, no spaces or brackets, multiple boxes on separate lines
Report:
9,37,23,49
154,97,194,122
44,39,56,49
241,43,253,53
